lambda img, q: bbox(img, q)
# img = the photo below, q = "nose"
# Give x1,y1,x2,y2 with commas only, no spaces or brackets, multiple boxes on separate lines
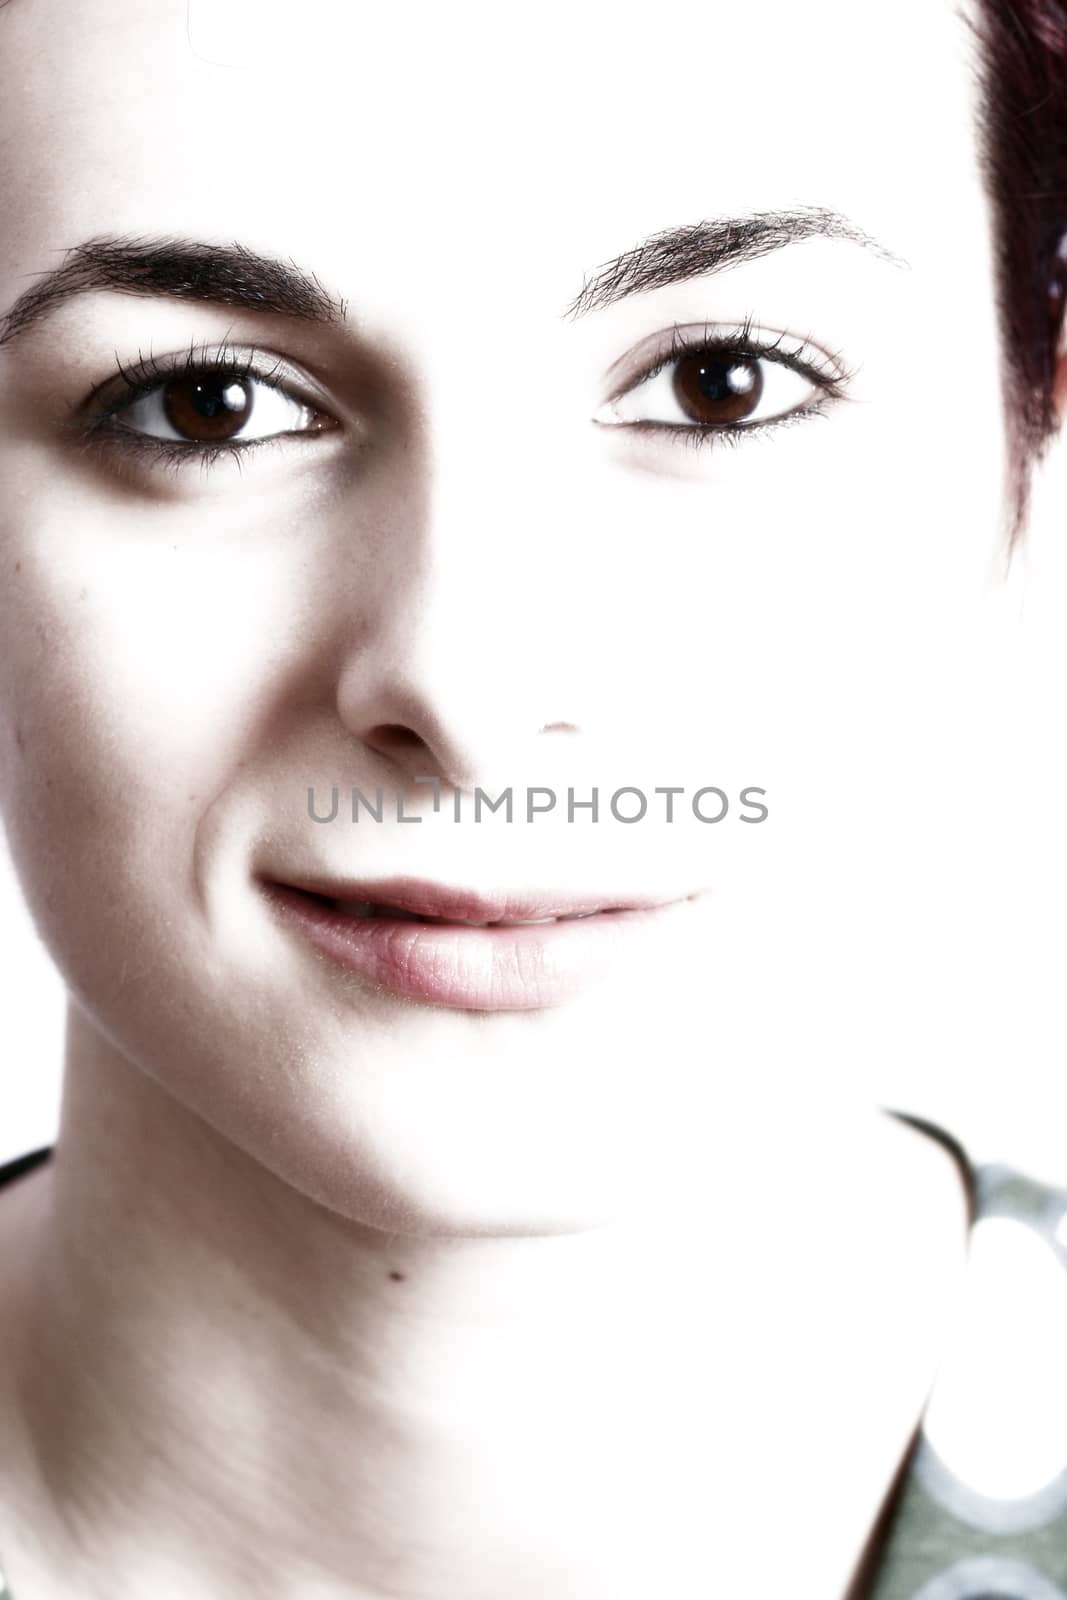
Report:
333,500,583,797
340,651,578,794
350,715,579,798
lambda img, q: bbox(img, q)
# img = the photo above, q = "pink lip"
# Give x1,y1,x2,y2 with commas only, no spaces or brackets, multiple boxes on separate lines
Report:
269,874,680,924
260,879,704,1011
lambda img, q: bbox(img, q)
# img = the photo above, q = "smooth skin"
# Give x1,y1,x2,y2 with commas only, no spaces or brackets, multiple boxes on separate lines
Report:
0,0,1043,1595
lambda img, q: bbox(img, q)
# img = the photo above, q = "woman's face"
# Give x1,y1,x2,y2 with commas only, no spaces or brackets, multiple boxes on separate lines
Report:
0,0,1010,1232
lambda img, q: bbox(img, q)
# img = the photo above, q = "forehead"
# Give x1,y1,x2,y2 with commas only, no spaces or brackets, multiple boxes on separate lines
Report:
0,0,985,316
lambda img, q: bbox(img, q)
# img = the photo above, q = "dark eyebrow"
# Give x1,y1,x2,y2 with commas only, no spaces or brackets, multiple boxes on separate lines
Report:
563,205,905,320
0,235,347,349
0,212,899,348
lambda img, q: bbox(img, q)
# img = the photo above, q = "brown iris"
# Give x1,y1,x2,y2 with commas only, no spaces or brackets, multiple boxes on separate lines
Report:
163,375,253,441
672,352,763,425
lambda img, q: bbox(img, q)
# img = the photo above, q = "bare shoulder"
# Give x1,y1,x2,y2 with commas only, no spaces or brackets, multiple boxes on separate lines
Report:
0,1156,55,1272
0,1157,54,1426
0,1161,58,1600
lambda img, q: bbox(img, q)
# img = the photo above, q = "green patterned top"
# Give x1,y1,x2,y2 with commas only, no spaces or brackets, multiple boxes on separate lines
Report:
866,1158,1067,1600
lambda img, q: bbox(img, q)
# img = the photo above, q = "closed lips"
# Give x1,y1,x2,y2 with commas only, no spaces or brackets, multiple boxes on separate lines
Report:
260,880,702,1008
331,900,607,927
260,876,682,928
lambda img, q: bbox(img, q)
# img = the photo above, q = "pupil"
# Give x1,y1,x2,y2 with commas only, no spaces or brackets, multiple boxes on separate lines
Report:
673,352,763,425
700,361,755,401
164,375,253,441
192,380,246,419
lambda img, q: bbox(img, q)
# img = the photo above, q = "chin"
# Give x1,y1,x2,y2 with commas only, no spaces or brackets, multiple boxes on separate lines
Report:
237,1059,656,1241
47,869,684,1241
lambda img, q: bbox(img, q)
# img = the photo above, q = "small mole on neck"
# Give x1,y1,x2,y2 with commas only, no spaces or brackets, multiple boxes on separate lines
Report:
388,1270,405,1282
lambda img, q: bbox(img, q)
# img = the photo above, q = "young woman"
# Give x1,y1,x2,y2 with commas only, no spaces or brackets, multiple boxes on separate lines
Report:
0,0,1064,1596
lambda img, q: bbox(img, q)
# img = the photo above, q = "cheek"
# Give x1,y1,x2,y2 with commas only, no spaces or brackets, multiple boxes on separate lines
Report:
582,353,1009,962
584,409,1004,750
0,504,285,981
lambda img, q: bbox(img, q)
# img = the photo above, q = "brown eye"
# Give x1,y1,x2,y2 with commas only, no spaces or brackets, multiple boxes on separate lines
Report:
672,352,763,425
593,328,835,442
108,361,328,452
163,375,254,441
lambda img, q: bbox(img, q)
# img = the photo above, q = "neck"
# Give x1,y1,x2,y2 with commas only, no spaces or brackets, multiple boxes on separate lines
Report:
2,1016,968,1600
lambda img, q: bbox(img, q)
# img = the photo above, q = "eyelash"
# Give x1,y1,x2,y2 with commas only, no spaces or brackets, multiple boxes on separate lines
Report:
77,339,323,473
73,318,856,476
603,315,857,452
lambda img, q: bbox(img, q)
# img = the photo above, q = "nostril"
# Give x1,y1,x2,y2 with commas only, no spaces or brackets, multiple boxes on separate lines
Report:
364,724,429,760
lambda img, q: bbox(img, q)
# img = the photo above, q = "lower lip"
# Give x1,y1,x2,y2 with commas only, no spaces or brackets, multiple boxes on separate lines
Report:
262,884,700,1010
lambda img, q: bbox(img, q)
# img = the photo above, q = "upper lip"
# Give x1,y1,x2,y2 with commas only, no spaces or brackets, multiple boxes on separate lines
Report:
266,874,693,923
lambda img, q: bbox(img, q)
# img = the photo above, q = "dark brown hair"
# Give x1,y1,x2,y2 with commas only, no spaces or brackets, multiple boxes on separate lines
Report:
971,0,1067,539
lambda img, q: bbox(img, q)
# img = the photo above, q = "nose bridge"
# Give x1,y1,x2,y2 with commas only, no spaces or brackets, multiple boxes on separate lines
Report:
332,413,579,793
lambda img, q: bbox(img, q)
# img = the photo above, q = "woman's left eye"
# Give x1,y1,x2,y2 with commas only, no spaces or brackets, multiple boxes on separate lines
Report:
112,370,326,446
593,330,846,439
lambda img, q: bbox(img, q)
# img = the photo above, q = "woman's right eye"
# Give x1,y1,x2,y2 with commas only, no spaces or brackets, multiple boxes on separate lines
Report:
74,342,342,471
110,369,332,447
